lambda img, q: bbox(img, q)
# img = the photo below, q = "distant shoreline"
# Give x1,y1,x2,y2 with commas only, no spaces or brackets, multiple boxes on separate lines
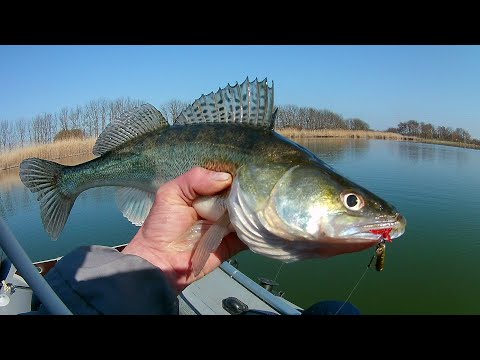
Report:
277,129,480,150
1,130,478,171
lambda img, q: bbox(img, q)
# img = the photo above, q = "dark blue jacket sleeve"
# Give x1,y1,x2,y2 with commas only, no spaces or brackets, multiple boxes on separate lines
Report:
36,245,178,315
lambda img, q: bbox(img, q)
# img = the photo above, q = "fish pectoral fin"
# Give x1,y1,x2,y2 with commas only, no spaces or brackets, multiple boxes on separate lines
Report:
116,187,155,226
190,212,231,277
166,220,213,251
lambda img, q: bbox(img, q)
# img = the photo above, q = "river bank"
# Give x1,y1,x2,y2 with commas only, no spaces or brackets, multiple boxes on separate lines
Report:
277,129,480,150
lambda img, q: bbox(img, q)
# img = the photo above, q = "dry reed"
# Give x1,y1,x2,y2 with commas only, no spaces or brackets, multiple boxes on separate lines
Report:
278,128,411,140
0,137,97,170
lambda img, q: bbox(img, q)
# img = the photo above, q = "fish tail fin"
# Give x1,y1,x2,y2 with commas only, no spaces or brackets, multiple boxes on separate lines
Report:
19,158,76,240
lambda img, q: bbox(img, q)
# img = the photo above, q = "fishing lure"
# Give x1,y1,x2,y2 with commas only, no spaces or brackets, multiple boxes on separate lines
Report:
367,228,391,271
375,241,386,271
366,240,387,272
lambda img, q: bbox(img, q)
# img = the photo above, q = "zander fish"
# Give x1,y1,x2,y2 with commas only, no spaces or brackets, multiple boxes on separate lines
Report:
20,78,406,275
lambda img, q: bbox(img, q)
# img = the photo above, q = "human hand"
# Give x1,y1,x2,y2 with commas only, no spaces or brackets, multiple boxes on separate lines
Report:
121,167,247,294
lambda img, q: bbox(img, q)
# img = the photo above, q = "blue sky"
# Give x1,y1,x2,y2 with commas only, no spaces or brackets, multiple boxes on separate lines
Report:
1,45,480,138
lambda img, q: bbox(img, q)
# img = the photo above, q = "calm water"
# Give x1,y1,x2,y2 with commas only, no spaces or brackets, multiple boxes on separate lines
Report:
1,139,479,314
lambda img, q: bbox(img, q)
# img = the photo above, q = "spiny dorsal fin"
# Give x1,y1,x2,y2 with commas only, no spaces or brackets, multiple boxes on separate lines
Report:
93,104,168,156
174,77,276,129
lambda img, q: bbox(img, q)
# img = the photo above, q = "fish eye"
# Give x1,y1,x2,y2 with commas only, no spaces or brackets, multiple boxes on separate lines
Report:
341,192,364,211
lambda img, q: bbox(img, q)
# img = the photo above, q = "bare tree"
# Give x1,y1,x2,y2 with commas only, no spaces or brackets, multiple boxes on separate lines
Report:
436,126,447,140
0,120,10,150
420,122,434,139
446,127,454,141
105,97,144,129
316,109,347,129
397,122,407,135
31,113,55,144
7,123,15,150
108,99,120,126
109,97,129,125
276,105,300,129
69,105,82,130
458,128,471,143
126,97,144,111
296,107,308,129
84,100,101,137
160,99,189,124
276,105,351,130
406,120,420,137
386,127,399,133
347,118,370,131
115,97,129,117
99,98,109,132
15,117,28,147
58,107,69,131
452,127,471,143
31,115,42,144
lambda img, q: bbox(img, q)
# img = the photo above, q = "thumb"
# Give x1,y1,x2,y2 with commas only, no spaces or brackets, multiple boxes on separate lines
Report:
176,167,232,204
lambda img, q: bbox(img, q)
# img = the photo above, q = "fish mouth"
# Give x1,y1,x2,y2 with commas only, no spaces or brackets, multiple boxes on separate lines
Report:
342,214,406,243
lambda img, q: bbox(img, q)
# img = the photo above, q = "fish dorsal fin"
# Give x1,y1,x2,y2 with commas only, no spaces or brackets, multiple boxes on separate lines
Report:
93,104,168,156
174,77,276,129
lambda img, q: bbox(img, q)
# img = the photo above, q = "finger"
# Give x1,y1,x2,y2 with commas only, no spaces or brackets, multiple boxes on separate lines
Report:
175,167,232,205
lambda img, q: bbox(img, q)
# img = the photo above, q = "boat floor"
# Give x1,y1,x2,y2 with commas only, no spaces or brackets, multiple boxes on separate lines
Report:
2,261,302,315
181,267,276,315
0,274,33,315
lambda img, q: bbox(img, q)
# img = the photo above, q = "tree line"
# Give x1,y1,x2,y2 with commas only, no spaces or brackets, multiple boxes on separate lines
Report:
1,98,478,151
275,105,370,131
0,98,190,151
386,120,479,145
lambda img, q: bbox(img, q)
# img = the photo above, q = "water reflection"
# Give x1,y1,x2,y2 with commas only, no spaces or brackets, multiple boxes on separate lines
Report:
0,188,14,218
296,138,370,163
0,168,22,192
397,141,470,167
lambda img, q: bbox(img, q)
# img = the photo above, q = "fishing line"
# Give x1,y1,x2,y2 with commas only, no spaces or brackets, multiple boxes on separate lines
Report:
334,246,379,315
274,262,285,282
334,262,371,315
